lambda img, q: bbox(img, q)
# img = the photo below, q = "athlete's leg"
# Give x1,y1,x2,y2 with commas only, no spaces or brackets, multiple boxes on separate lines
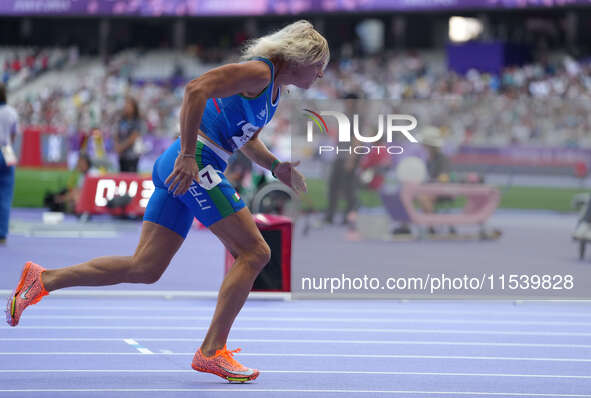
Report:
41,140,192,292
7,220,186,326
199,207,270,356
42,221,184,291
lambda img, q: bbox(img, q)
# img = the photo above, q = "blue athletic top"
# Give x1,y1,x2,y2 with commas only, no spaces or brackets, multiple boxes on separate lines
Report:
199,56,280,153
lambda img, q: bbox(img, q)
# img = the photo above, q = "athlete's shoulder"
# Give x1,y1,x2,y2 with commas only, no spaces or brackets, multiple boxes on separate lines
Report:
195,61,270,98
220,60,271,97
235,59,272,84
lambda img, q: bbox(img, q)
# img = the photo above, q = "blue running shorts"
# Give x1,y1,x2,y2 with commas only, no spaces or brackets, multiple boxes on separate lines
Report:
143,138,245,238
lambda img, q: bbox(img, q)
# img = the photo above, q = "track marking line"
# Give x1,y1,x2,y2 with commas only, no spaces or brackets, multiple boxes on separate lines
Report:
33,305,591,319
0,352,590,362
0,388,589,396
20,315,591,327
123,339,152,355
2,326,591,336
1,338,590,349
0,289,290,300
0,369,591,379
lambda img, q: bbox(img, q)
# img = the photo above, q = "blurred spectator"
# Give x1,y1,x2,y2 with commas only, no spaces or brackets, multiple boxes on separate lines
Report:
0,83,20,245
417,126,455,234
324,93,362,226
1,47,73,91
43,153,97,213
422,127,450,183
114,97,143,172
225,151,254,197
389,126,451,235
3,45,591,161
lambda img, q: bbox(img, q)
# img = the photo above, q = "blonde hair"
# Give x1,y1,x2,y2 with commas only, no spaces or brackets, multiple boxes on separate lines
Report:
241,20,330,69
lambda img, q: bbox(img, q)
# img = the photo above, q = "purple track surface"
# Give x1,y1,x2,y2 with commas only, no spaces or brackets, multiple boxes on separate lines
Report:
1,299,591,397
0,209,224,292
1,208,591,397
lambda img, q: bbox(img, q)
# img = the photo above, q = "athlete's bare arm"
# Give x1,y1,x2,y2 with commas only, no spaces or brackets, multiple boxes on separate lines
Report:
241,134,307,194
239,129,277,170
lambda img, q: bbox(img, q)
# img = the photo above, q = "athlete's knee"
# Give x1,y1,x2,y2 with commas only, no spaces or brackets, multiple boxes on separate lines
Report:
254,241,272,267
126,258,168,284
137,270,164,285
241,240,271,271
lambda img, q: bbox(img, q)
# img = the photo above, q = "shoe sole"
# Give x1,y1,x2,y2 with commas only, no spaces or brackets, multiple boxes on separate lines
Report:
6,261,34,327
191,363,258,383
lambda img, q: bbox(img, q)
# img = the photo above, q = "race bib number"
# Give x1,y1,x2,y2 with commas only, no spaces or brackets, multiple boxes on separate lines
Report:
1,145,17,166
198,164,222,190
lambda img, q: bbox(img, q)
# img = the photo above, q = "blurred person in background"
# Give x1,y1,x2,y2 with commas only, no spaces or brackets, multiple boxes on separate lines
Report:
43,153,97,214
416,126,454,234
6,20,328,384
389,126,451,235
224,151,254,198
418,126,451,210
324,92,361,226
573,189,591,241
0,83,19,246
114,97,143,172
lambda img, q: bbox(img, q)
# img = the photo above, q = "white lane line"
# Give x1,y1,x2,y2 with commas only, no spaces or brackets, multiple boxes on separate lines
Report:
32,306,591,319
0,388,589,396
2,326,591,336
1,369,591,380
0,289,290,300
20,315,591,327
243,353,591,362
123,339,152,355
2,338,591,349
0,352,590,362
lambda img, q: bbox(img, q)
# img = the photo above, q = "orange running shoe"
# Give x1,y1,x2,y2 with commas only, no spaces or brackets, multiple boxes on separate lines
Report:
5,261,49,327
191,345,259,383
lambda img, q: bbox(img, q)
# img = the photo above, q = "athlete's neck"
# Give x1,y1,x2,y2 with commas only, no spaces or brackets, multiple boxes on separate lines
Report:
273,59,290,87
272,65,281,102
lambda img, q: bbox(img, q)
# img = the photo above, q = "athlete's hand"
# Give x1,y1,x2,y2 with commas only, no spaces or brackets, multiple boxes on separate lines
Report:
165,155,200,196
274,161,307,194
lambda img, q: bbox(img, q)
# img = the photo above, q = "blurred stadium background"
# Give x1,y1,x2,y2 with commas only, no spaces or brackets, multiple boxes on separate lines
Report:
4,4,591,395
2,0,591,217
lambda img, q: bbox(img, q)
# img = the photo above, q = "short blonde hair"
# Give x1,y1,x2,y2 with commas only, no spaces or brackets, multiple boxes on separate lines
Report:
241,20,330,69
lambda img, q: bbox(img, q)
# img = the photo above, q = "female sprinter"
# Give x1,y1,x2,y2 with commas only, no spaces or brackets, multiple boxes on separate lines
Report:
6,20,329,383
